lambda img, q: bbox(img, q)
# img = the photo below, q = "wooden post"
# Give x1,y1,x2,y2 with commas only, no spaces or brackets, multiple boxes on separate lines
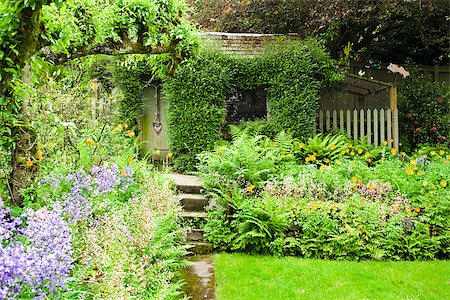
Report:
389,85,397,111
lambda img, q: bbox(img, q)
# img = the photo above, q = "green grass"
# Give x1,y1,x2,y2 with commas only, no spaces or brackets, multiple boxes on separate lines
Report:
214,253,450,300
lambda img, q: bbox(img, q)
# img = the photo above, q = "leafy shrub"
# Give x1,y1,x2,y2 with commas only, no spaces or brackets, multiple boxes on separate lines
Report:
398,68,450,149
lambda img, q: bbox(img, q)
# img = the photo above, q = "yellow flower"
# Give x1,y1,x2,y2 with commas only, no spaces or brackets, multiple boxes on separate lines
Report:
406,208,411,214
127,130,135,137
357,216,363,221
86,138,95,147
444,159,449,164
348,144,353,148
341,150,346,155
330,145,336,150
127,157,133,164
357,149,363,154
310,155,316,161
123,123,128,128
49,141,55,147
305,157,311,162
324,158,330,164
332,204,338,210
417,171,423,176
401,152,406,156
351,176,357,183
440,180,447,187
365,152,370,157
405,167,414,176
418,150,423,154
413,166,418,171
36,149,42,157
423,154,428,158
383,140,388,145
298,143,305,148
311,204,318,211
392,205,399,212
272,142,278,147
430,151,436,156
166,152,173,159
319,165,326,171
367,158,372,163
439,150,445,155
281,154,285,158
246,185,255,192
155,149,161,155
350,151,355,156
423,181,428,187
414,207,421,213
25,160,33,167
368,184,375,190
390,148,397,156
410,160,416,165
120,169,127,177
351,162,356,168
345,148,350,153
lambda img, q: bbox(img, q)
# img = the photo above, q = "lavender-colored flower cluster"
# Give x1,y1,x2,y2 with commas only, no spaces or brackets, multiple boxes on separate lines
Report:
0,201,72,299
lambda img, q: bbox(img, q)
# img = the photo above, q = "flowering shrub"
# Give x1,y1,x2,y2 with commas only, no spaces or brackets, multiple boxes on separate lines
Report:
398,69,450,149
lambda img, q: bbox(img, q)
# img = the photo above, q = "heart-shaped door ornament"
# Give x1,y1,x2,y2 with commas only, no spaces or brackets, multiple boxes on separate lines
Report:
153,122,162,135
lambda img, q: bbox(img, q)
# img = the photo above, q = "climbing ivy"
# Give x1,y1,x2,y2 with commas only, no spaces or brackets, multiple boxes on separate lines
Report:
115,38,342,171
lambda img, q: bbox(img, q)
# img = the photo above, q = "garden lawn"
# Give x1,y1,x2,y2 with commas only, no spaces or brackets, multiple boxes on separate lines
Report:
214,253,450,300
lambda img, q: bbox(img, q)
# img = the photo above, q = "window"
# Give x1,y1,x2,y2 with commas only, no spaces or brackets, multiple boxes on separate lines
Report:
225,87,268,122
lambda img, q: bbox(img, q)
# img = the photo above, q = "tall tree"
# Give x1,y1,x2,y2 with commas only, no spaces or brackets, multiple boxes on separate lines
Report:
0,0,197,204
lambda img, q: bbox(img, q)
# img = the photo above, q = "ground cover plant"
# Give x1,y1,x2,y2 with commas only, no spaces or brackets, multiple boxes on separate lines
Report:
198,128,450,259
214,253,450,300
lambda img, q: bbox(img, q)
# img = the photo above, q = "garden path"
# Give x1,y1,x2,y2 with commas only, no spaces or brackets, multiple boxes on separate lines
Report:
169,174,216,299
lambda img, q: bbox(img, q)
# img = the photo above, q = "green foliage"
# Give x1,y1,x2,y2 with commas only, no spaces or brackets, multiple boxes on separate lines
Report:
398,67,450,149
200,131,450,259
161,38,342,171
164,51,230,171
293,133,348,164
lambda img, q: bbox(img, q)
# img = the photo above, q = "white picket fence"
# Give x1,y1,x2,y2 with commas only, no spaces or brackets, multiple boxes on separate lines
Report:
316,108,399,150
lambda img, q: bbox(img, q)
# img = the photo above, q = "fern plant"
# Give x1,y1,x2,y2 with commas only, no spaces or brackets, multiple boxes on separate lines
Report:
294,133,347,164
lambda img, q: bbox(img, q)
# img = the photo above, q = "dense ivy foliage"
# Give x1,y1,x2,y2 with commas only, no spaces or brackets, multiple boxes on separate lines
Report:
163,39,342,170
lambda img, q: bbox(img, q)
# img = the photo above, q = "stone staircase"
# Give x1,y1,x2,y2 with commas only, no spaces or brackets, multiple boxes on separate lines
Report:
170,174,212,254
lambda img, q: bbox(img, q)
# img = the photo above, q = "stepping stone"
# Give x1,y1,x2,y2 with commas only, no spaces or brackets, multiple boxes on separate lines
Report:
179,211,207,218
185,229,204,241
178,194,209,211
185,242,213,255
169,174,203,194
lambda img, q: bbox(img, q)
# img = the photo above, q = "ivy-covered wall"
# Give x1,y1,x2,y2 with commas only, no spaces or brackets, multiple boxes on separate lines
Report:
115,38,343,171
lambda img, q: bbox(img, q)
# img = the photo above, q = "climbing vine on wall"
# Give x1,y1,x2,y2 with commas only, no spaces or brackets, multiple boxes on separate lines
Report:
115,38,343,171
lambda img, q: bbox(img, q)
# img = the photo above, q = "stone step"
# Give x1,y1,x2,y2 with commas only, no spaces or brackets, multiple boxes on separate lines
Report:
179,194,209,212
185,241,212,255
179,211,208,219
169,174,203,194
185,229,204,241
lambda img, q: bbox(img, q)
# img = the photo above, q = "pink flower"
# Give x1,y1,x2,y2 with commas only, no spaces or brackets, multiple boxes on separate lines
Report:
438,98,443,104
431,127,437,132
407,113,413,119
415,128,421,133
413,120,419,126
